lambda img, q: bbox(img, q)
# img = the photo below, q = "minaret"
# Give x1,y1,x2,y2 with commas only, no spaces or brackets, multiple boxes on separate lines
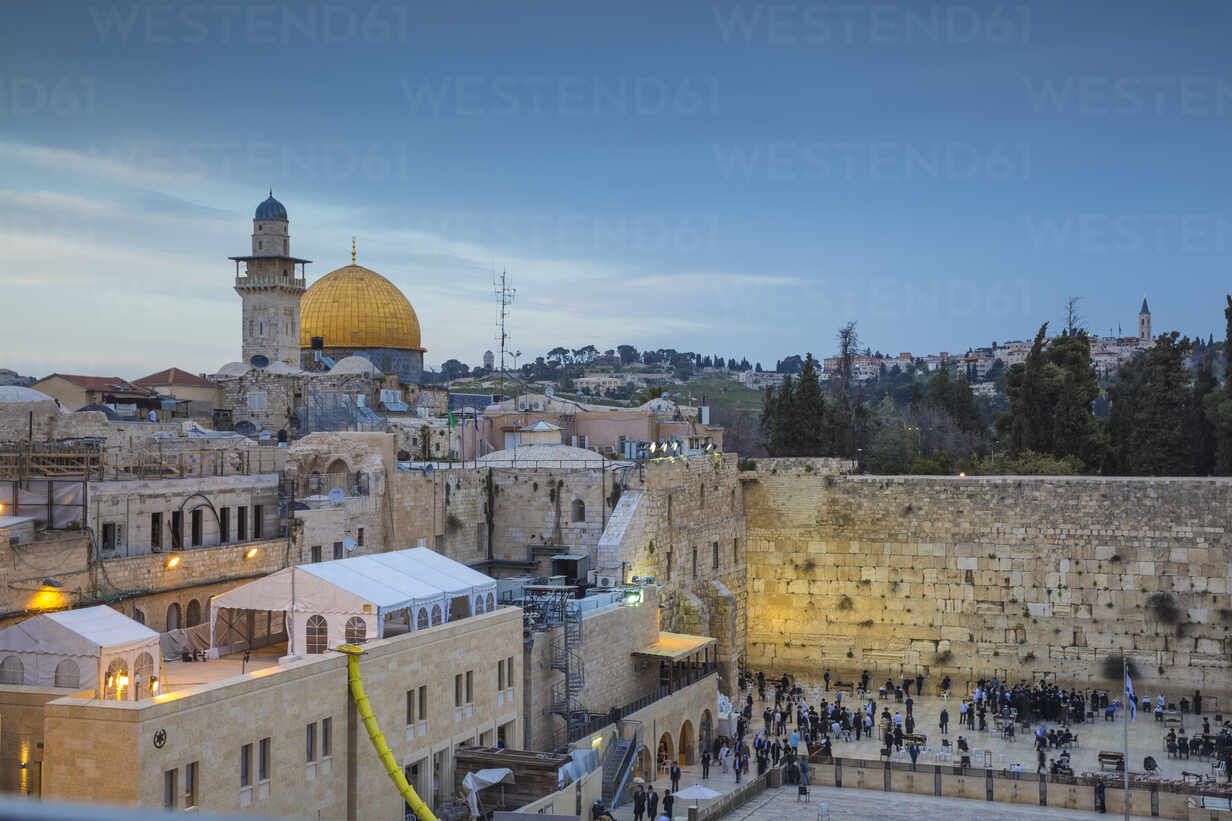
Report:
230,192,311,367
1138,295,1151,345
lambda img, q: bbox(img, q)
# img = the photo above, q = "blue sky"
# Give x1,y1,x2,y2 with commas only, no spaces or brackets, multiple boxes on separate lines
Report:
2,0,1231,378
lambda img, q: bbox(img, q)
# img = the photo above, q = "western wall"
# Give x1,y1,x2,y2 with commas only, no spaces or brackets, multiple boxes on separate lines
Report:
741,459,1232,700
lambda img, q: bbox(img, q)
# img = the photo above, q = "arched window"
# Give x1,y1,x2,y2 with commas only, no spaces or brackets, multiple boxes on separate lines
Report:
430,605,442,626
571,499,585,522
185,599,201,628
133,608,145,625
474,596,484,615
486,592,495,612
0,656,23,685
104,659,127,699
166,603,181,631
134,653,154,699
306,615,328,654
54,659,79,689
345,616,367,645
417,608,429,630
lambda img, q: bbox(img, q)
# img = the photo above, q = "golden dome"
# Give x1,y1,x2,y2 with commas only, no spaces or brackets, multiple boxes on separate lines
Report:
299,265,425,351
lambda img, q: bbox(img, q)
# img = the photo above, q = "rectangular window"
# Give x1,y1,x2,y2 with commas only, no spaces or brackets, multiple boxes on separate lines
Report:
171,511,182,549
507,657,514,688
191,509,202,547
253,505,263,539
258,737,270,781
101,522,117,552
713,541,719,570
692,546,697,577
164,769,178,809
219,507,230,543
248,392,267,411
418,685,427,720
357,526,364,547
465,670,473,704
306,722,316,762
455,674,463,707
240,743,252,787
311,545,322,563
666,549,672,581
406,689,415,725
333,541,343,560
151,513,162,549
184,761,198,808
497,660,504,691
322,717,332,758
734,538,739,563
237,507,248,541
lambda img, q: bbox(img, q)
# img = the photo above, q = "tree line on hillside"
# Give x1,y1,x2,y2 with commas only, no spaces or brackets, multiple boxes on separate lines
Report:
759,299,1232,476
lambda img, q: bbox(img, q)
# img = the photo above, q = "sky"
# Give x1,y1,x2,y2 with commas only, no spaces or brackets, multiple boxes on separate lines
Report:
2,0,1231,379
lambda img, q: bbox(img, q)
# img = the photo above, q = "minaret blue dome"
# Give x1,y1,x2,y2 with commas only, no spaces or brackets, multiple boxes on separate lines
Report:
254,192,287,221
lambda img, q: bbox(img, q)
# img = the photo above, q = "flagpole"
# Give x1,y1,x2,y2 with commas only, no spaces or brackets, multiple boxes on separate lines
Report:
1123,658,1130,821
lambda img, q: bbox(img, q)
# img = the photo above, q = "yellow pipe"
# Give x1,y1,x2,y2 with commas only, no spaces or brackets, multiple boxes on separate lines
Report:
337,643,439,821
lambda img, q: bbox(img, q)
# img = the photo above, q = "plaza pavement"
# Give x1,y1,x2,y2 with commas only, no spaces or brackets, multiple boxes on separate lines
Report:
608,682,1223,820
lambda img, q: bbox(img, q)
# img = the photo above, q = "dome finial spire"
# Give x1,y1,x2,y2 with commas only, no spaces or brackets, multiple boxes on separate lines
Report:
351,236,356,265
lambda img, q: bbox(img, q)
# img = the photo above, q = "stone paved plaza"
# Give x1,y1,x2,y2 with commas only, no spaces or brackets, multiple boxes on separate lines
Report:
726,785,1155,820
610,682,1227,820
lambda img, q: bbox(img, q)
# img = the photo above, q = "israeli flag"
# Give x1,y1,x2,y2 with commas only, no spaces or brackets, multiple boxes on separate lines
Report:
1125,669,1136,721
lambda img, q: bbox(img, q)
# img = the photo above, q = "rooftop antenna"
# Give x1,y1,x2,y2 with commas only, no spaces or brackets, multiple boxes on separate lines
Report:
494,268,516,400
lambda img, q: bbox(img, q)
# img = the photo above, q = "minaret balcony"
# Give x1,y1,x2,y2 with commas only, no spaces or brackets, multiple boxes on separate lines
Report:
235,274,306,289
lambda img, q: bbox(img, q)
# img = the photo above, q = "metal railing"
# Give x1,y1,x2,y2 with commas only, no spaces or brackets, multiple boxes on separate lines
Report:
566,668,717,743
0,446,282,481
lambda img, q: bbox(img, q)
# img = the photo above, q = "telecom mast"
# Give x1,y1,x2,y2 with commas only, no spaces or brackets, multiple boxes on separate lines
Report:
494,269,516,399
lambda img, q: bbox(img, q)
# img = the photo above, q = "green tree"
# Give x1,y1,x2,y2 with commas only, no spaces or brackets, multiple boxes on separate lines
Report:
1212,296,1232,474
1107,333,1194,475
1192,356,1217,474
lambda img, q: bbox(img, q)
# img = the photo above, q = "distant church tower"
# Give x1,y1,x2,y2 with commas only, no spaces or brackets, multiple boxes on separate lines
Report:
1138,296,1151,345
229,193,311,367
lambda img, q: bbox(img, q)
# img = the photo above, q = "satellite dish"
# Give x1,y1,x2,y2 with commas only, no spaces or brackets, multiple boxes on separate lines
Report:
343,537,358,553
328,487,345,503
250,354,269,368
544,387,554,398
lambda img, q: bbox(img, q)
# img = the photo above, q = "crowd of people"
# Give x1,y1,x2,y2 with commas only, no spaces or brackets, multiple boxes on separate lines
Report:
603,668,1232,819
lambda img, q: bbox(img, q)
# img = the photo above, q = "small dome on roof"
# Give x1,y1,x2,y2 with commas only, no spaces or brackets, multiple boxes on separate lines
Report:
76,403,120,420
330,355,382,376
214,361,253,378
0,386,53,403
254,192,287,221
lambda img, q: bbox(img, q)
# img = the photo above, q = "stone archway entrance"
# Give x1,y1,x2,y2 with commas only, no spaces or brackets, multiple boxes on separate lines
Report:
657,732,675,778
700,709,713,758
679,719,695,766
632,745,651,781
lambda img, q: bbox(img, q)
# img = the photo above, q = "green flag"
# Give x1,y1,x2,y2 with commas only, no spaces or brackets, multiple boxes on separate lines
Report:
448,411,458,428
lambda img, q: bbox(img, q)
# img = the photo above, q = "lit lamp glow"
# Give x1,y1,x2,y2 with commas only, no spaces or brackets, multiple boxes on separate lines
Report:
245,548,259,559
166,555,181,568
151,677,159,693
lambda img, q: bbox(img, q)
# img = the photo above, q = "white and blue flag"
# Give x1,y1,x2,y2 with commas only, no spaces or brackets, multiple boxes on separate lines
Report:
1125,668,1136,721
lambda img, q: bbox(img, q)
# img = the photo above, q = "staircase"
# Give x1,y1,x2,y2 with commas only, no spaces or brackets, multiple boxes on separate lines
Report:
548,602,587,740
602,724,641,806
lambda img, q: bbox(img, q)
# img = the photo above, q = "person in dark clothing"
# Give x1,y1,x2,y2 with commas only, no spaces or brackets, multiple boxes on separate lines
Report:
824,670,831,691
701,750,711,779
905,696,914,717
670,763,681,792
893,726,904,751
633,789,646,821
662,791,674,819
916,674,924,694
908,743,920,768
861,670,870,693
939,708,950,734
1194,690,1203,715
941,675,952,694
646,788,658,819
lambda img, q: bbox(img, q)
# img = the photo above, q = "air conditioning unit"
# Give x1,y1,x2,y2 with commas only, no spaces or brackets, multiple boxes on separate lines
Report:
586,570,599,585
598,576,615,588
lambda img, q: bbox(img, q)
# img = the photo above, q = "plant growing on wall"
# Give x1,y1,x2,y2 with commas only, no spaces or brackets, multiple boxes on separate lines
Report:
1099,654,1138,680
838,595,853,610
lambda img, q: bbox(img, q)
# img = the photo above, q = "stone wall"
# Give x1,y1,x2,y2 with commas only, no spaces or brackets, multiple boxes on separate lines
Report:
743,463,1232,700
596,454,748,693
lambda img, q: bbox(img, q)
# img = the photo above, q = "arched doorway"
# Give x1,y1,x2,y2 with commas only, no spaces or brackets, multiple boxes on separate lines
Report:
678,720,695,766
700,709,713,758
657,732,675,778
631,745,652,781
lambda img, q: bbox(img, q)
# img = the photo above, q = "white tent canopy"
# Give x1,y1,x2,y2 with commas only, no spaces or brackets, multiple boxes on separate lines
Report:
208,548,498,657
0,605,161,699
